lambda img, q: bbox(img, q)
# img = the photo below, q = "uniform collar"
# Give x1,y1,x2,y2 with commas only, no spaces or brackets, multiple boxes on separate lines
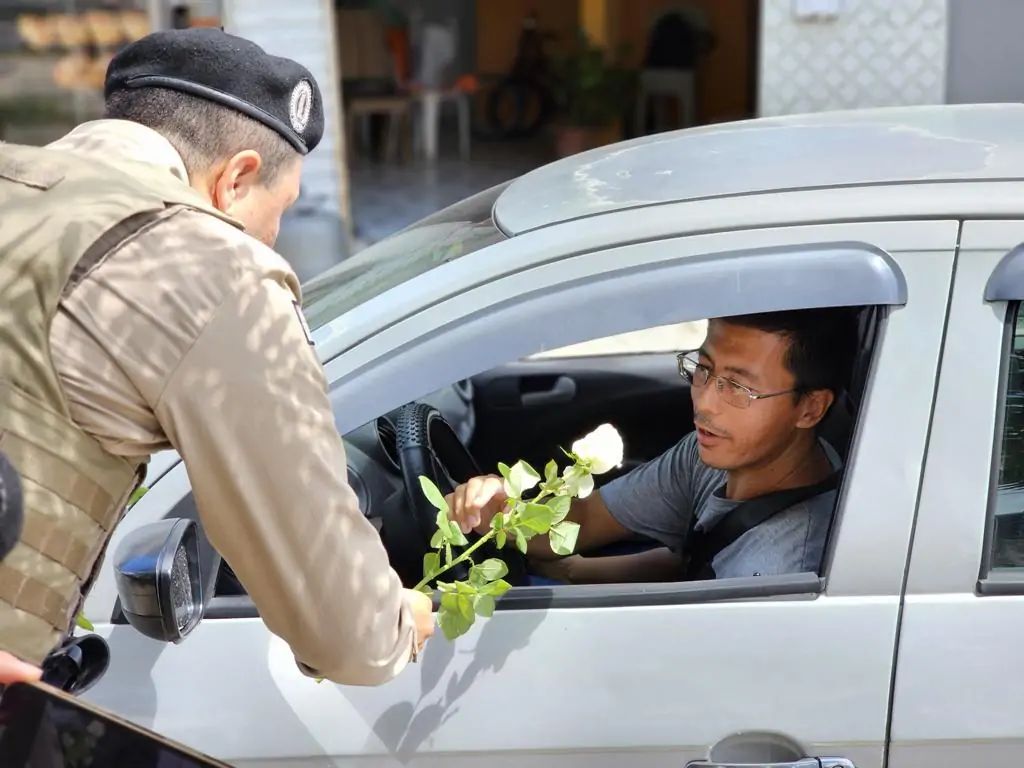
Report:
47,120,191,185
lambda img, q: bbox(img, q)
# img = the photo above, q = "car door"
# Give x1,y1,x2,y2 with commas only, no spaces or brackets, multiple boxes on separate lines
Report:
85,219,955,767
888,220,1024,766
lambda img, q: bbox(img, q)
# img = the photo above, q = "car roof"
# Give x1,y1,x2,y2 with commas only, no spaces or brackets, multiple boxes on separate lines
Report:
494,104,1024,235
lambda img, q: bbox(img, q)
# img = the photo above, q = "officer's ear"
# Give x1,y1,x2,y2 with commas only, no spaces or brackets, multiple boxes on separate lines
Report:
211,150,264,212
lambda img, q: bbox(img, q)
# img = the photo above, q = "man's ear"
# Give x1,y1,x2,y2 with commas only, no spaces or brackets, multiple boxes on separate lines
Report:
212,150,263,211
795,389,835,430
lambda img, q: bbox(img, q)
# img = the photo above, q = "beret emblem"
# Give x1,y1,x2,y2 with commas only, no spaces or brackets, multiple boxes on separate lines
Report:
289,79,313,134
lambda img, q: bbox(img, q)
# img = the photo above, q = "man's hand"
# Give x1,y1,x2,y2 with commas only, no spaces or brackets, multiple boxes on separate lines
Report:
445,475,509,535
404,589,435,657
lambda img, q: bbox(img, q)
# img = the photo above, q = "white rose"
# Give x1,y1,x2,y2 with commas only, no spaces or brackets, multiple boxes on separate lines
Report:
571,423,624,475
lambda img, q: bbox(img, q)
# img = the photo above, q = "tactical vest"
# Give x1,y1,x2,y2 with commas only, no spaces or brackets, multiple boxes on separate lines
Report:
0,141,239,664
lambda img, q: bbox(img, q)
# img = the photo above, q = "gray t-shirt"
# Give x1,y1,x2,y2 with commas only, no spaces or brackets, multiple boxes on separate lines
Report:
600,432,842,579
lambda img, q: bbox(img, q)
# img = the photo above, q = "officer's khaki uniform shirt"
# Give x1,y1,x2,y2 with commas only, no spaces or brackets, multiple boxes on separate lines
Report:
45,120,416,685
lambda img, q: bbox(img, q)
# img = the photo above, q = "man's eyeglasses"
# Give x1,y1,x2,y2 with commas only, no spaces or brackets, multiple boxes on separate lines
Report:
677,351,799,410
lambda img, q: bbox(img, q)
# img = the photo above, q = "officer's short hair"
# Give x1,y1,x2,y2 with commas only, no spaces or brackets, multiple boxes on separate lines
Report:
105,86,298,184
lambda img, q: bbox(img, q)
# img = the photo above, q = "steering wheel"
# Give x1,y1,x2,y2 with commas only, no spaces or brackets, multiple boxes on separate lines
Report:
383,403,528,588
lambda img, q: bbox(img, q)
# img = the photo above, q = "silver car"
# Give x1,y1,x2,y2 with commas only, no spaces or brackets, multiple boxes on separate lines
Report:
80,103,1024,767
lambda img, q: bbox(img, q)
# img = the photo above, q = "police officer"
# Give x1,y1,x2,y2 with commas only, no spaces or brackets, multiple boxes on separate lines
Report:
0,28,433,684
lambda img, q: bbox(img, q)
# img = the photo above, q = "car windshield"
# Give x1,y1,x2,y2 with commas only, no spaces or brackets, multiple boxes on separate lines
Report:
301,182,510,330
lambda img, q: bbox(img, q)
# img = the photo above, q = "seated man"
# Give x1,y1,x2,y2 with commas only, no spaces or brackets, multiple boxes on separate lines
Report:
446,308,858,583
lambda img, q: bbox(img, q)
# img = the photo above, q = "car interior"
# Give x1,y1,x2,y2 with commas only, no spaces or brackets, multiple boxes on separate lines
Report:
203,304,882,597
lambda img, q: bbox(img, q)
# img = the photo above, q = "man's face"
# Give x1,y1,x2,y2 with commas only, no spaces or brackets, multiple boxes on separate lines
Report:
209,153,303,247
691,320,829,471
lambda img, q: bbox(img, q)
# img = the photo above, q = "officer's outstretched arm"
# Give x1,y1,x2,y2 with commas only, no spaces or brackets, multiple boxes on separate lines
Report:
155,269,421,685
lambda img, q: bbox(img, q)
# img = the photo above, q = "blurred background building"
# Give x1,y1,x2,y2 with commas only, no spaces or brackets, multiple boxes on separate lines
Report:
0,0,1017,279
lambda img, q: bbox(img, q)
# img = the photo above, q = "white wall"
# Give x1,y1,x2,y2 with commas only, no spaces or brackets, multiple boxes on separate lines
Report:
947,0,1024,104
222,0,349,223
759,0,948,117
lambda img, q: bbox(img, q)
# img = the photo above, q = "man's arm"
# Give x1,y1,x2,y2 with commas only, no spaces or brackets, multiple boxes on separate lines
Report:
531,547,682,584
448,434,701,583
155,273,430,685
446,476,630,558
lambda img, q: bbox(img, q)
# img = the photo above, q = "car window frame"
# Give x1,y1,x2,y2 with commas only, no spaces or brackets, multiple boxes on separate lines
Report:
192,238,905,621
196,306,883,621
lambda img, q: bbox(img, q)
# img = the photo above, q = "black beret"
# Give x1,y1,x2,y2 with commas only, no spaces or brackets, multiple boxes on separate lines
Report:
105,28,324,154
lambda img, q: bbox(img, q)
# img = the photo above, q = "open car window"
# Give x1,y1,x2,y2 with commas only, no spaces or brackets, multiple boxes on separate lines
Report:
528,320,708,359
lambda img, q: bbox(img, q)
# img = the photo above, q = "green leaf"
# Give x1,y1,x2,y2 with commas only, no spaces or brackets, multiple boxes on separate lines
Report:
75,613,94,632
549,495,571,524
496,530,507,549
518,502,556,534
469,567,488,587
438,599,475,640
435,581,457,593
497,462,512,481
438,594,465,640
509,461,541,497
438,609,458,640
474,594,496,617
474,558,508,582
455,580,477,595
504,470,520,497
545,460,559,484
435,508,455,539
416,583,433,594
490,511,506,532
128,486,148,508
549,520,581,556
515,530,528,555
480,578,512,597
457,594,475,621
423,552,440,579
420,476,449,513
430,529,444,549
448,524,469,547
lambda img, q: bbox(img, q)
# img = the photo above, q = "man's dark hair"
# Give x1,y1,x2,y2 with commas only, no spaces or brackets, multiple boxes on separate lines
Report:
105,87,297,184
719,307,861,397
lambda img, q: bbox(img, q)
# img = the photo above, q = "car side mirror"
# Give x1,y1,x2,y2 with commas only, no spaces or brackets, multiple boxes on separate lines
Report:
113,518,204,643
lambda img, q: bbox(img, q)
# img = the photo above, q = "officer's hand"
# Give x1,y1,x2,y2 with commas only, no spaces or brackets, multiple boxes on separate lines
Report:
445,475,508,535
404,589,435,657
0,651,40,684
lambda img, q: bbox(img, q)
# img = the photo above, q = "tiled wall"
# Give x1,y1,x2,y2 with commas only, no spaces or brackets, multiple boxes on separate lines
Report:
759,0,947,117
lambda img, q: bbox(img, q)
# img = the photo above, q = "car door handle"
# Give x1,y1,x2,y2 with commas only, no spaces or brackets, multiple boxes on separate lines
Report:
687,759,855,768
519,375,577,406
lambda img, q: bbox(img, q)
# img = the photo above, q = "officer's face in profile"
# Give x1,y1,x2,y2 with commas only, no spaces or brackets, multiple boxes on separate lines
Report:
208,151,303,247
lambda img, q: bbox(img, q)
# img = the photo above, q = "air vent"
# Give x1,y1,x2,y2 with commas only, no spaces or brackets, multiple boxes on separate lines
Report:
375,417,401,471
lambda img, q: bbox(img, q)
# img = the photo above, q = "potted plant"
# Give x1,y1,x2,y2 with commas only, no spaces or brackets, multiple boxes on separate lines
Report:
550,31,634,158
